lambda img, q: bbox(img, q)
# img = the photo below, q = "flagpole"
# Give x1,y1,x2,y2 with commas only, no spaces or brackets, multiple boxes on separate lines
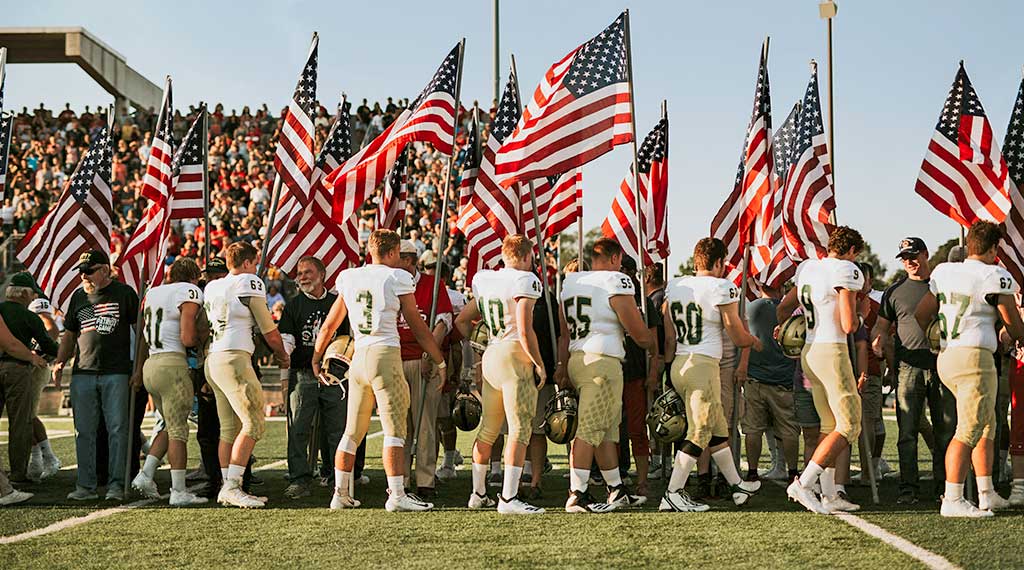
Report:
820,2,837,197
623,9,648,317
0,48,6,96
418,38,466,461
510,54,560,373
201,103,211,270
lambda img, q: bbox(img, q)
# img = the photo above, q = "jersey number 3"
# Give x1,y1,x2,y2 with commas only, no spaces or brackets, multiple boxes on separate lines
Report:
355,290,373,334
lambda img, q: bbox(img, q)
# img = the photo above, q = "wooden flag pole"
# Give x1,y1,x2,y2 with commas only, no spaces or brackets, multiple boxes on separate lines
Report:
417,38,466,461
623,9,648,316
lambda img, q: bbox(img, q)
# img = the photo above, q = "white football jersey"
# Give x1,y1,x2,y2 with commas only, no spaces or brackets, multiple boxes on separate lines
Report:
447,288,468,315
143,282,204,355
560,270,634,359
338,264,415,348
929,259,1018,352
794,258,865,344
472,268,542,344
665,275,739,359
204,273,267,354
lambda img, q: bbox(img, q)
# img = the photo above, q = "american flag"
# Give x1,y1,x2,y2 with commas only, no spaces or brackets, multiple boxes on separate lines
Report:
760,101,801,288
998,75,1024,285
78,302,120,334
271,34,318,239
457,110,480,214
493,13,632,189
711,46,774,285
268,100,359,288
329,43,462,225
916,62,1010,227
0,69,10,200
17,127,113,313
526,169,582,243
781,64,834,262
377,147,409,230
453,111,498,283
119,82,176,293
169,112,206,219
602,116,669,265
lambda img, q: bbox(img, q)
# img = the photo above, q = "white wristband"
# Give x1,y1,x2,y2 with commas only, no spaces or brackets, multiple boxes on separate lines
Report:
437,361,447,369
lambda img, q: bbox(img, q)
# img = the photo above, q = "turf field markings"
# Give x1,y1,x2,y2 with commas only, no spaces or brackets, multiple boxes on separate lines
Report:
832,513,960,570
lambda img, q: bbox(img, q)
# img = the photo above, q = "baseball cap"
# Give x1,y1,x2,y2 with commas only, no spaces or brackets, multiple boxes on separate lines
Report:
400,240,418,255
896,237,927,259
420,250,437,268
74,250,110,272
9,272,44,296
203,257,229,274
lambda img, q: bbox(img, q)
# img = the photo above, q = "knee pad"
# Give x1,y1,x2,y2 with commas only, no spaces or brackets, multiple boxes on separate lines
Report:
338,435,358,455
383,436,405,449
681,440,704,457
709,435,729,447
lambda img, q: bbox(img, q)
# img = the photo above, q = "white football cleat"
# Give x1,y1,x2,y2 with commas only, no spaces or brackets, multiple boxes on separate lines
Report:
731,480,761,506
41,455,62,479
131,472,161,499
385,492,433,512
979,491,1010,511
436,465,457,481
0,489,33,506
468,492,496,509
169,490,208,506
787,478,829,515
497,495,545,515
607,485,647,508
329,488,361,509
565,490,616,513
941,497,994,518
1008,486,1024,507
26,455,44,482
822,494,861,512
659,490,710,512
218,481,265,509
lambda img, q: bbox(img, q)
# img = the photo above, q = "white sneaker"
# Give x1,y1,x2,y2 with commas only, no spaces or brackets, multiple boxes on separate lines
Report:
940,497,994,518
169,490,208,506
659,490,710,512
1009,486,1024,507
565,490,616,513
979,491,1010,511
759,464,789,481
329,488,361,509
41,456,62,479
731,480,761,506
218,481,265,509
822,494,861,512
468,492,496,509
26,455,44,482
132,472,160,499
356,475,370,485
105,487,125,501
607,485,647,508
385,492,433,512
497,495,545,515
648,465,663,480
878,457,894,476
787,478,829,515
0,489,33,506
436,465,457,481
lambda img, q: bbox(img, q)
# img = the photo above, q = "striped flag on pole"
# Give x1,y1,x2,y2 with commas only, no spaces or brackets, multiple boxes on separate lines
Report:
17,127,113,312
268,100,359,288
272,33,318,237
526,169,582,242
760,101,801,288
916,62,1010,227
493,13,632,189
602,116,669,265
998,74,1024,285
377,148,409,231
168,112,206,220
453,112,500,283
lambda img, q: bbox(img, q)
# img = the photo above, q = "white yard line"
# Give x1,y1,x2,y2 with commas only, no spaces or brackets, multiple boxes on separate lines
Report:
833,513,961,570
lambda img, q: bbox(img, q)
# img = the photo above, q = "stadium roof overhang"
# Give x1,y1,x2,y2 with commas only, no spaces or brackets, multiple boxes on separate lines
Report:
0,27,161,114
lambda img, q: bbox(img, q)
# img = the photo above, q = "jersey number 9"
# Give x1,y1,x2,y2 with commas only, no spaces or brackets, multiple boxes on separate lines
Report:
799,285,816,330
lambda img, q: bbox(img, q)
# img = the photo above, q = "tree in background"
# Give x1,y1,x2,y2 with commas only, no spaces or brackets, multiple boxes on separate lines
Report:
557,227,603,270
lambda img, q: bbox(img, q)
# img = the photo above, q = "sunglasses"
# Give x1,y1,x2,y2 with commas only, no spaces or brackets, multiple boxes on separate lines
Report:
80,266,104,276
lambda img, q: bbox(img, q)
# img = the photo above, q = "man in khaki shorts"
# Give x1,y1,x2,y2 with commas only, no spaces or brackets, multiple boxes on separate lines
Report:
915,220,1024,517
204,242,290,508
312,229,445,512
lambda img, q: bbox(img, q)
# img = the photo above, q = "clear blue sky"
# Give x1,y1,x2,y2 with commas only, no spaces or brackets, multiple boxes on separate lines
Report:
6,0,1024,277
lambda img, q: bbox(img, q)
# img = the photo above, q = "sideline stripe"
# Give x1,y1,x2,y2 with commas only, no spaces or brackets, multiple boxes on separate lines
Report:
833,513,961,570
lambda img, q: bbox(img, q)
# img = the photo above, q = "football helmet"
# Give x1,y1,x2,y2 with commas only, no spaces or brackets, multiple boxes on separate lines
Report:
778,314,807,359
646,388,687,443
543,389,579,444
469,321,490,355
927,318,941,353
451,389,482,431
322,335,355,386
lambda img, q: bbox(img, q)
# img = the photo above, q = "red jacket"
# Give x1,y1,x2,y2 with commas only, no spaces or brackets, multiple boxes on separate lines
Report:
398,272,453,361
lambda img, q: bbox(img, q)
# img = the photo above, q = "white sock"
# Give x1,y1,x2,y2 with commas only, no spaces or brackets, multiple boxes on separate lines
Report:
503,466,523,500
443,450,456,469
335,468,352,492
472,463,488,495
523,460,533,477
836,483,846,494
491,461,502,474
799,461,824,488
668,452,698,492
226,464,245,482
820,468,837,498
387,475,405,498
1013,478,1024,491
142,455,161,479
977,475,994,494
39,439,55,459
170,469,186,492
945,481,965,502
711,447,742,486
570,468,590,493
601,469,623,488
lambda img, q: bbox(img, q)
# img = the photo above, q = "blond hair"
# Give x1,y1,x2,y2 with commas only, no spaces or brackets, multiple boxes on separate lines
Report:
501,234,532,264
368,229,401,259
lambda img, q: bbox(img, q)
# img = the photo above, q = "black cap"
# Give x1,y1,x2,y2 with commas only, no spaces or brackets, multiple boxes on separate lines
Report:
620,255,638,274
896,237,927,259
9,272,44,296
74,250,110,272
203,257,229,274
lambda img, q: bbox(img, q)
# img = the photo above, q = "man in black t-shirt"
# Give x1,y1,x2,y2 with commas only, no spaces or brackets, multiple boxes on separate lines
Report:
53,250,140,501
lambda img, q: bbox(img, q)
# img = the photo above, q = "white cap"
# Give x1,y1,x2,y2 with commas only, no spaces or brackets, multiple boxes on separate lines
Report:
400,240,418,254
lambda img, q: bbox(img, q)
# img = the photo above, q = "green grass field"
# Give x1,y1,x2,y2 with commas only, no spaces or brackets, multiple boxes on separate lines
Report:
2,415,1022,569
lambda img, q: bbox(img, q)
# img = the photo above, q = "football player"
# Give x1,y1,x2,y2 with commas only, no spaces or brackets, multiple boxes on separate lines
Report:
312,229,445,512
453,234,547,515
131,258,208,506
659,238,763,512
555,237,655,513
204,242,290,509
914,221,1024,517
777,226,866,514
